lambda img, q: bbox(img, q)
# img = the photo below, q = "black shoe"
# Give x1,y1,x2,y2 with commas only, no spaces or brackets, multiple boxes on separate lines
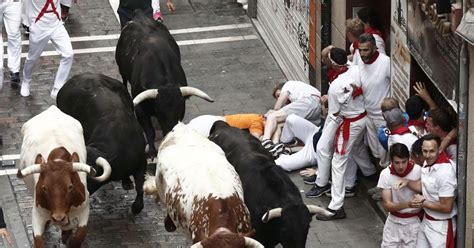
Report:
269,142,290,158
316,207,346,221
10,72,19,84
305,184,330,198
325,186,356,198
22,24,29,34
302,174,317,185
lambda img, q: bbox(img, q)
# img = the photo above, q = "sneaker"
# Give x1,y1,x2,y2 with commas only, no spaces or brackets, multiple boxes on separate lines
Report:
22,24,30,34
305,184,331,198
269,143,287,157
367,186,380,196
316,207,346,221
324,186,356,198
261,139,274,150
302,174,317,185
10,72,20,84
20,82,30,97
372,190,382,201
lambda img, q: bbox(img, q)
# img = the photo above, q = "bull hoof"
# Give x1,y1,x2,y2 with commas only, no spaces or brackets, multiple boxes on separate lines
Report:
131,200,144,215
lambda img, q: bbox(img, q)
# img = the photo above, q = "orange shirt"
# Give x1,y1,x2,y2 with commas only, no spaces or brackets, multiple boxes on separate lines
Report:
225,114,265,136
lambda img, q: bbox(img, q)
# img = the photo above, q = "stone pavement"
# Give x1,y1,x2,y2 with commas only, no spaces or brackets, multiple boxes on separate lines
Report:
0,0,383,247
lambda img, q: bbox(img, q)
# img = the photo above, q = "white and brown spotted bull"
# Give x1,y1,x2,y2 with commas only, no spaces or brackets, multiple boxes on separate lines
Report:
17,106,111,247
144,123,263,248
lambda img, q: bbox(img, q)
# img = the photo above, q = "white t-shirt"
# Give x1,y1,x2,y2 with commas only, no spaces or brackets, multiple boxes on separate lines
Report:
327,66,365,118
187,115,225,138
421,161,457,220
358,53,391,118
281,81,320,103
387,132,418,153
377,165,422,224
27,0,62,27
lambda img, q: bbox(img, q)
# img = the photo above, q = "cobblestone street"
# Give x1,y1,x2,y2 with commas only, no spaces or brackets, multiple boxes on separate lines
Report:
0,0,383,247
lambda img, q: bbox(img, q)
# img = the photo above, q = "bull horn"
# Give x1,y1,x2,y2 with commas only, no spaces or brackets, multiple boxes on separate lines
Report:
92,157,112,182
307,205,333,216
244,237,264,248
72,163,97,176
261,207,282,223
133,89,159,106
190,242,204,248
17,164,42,179
180,87,214,102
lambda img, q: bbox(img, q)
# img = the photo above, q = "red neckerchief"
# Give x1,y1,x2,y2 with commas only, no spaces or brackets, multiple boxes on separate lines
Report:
390,126,411,135
408,119,425,128
351,41,359,55
389,161,415,178
365,27,384,41
327,66,348,83
425,151,451,168
364,51,379,64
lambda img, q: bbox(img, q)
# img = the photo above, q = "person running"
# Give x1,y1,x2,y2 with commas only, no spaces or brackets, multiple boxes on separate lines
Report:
0,0,22,89
21,0,74,99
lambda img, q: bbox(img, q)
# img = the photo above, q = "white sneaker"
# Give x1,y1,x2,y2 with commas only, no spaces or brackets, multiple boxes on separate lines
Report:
50,87,59,99
20,82,30,97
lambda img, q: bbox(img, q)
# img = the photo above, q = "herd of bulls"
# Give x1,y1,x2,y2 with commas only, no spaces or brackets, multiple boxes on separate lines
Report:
15,11,329,248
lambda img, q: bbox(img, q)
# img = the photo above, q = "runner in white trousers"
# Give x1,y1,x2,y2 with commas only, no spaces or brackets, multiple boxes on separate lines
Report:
315,47,368,220
357,33,391,167
21,0,73,99
306,46,375,199
0,0,22,90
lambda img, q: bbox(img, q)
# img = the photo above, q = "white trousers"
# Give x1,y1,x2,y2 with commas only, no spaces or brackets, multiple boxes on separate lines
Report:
275,114,319,171
417,218,456,248
315,115,372,188
0,1,21,73
366,115,389,167
328,116,367,210
23,22,73,91
381,216,420,248
21,0,28,26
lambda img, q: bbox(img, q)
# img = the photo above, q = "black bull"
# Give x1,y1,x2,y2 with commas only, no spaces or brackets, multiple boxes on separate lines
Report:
57,73,147,215
115,10,213,158
209,121,330,248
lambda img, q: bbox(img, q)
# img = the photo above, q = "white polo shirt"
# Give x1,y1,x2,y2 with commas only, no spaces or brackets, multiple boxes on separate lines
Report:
422,158,457,220
280,81,320,103
377,164,422,224
387,128,418,152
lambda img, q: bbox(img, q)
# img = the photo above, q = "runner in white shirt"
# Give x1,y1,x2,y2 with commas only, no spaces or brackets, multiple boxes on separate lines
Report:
396,134,457,248
405,95,427,138
0,0,21,90
306,47,375,199
21,0,74,99
314,48,369,220
357,33,391,167
378,143,422,247
426,108,457,159
261,80,321,151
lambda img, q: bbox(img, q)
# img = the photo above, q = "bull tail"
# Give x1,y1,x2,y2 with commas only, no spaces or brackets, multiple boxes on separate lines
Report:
143,174,157,196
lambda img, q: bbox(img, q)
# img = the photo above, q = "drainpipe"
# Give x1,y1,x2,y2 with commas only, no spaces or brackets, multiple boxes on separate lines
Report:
320,0,331,95
456,33,469,248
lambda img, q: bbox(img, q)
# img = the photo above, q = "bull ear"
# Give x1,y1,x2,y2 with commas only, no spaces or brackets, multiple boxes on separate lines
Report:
71,152,80,163
35,154,45,164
